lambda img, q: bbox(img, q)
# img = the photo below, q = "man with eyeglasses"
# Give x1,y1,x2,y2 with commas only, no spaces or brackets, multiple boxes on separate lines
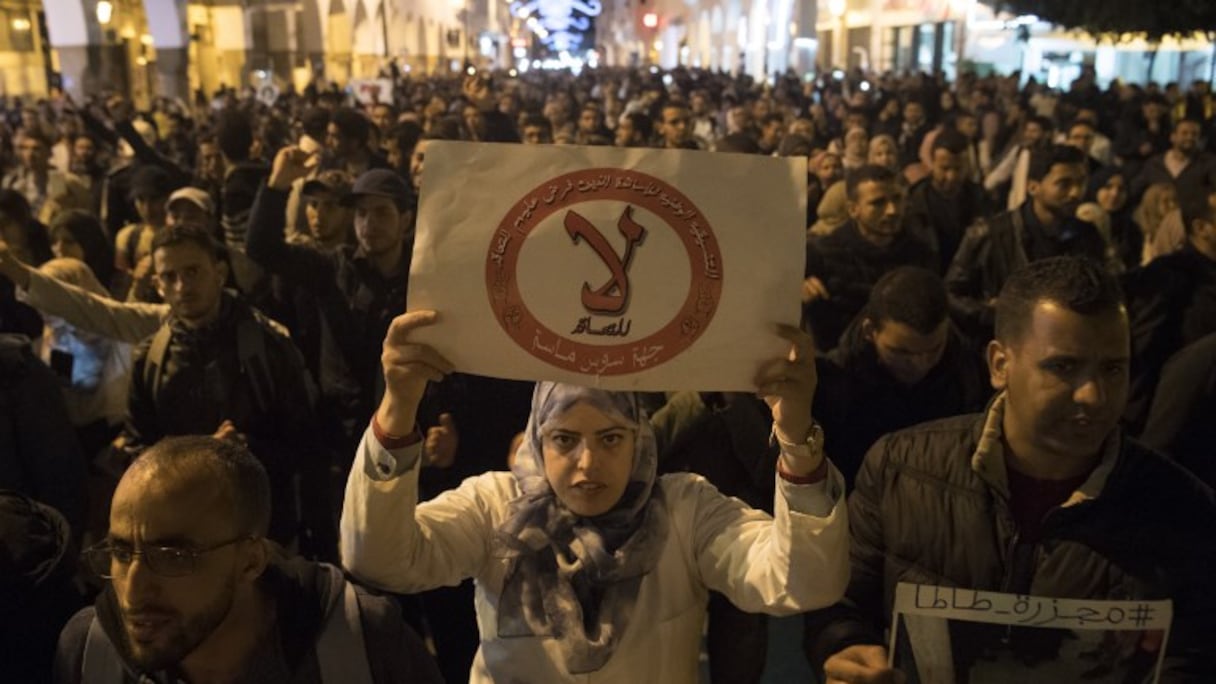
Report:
53,435,441,683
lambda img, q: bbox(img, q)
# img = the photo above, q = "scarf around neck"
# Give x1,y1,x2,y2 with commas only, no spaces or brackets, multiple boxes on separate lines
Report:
494,382,669,674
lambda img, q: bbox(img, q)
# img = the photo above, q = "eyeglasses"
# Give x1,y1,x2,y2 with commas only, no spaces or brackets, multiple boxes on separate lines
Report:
82,536,254,578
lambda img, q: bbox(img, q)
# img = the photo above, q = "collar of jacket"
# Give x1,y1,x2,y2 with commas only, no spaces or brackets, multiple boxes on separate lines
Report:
351,239,412,284
166,290,241,342
969,391,1120,506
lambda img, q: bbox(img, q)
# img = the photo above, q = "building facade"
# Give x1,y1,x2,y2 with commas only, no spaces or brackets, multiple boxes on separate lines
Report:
11,0,510,101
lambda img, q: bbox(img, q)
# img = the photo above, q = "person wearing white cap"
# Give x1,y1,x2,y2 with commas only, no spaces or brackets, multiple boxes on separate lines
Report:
166,187,216,230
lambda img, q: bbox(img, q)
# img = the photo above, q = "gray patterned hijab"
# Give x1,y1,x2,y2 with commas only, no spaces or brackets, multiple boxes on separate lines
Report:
495,382,669,674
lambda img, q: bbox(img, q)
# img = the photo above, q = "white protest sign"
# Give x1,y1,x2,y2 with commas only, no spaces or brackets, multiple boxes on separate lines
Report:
890,583,1172,684
256,84,280,107
408,141,806,390
351,79,394,105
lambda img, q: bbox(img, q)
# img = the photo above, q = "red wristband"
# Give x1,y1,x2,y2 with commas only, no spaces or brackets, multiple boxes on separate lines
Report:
371,414,422,450
778,457,829,485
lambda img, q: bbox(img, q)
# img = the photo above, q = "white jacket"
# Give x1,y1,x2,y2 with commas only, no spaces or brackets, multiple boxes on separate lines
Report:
21,268,166,344
341,429,850,683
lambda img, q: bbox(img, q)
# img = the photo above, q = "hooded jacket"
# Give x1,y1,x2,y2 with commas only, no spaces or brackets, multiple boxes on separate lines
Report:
52,555,443,684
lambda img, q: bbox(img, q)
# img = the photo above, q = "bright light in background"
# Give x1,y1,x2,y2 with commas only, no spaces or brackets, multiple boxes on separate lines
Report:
514,46,527,58
587,49,599,68
828,0,845,19
95,0,113,25
466,66,477,75
859,81,871,91
649,65,659,74
512,0,600,53
140,33,154,46
10,17,30,31
509,68,519,77
642,12,658,28
653,40,663,51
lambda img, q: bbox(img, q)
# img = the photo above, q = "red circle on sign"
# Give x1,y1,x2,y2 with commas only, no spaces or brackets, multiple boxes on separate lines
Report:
485,168,723,375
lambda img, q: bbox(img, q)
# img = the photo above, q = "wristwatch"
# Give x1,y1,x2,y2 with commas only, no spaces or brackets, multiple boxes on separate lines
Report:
773,421,825,458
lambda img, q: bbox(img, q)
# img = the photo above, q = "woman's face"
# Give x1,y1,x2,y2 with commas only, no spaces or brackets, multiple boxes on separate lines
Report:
541,401,635,517
869,139,897,169
817,154,842,184
1096,175,1127,213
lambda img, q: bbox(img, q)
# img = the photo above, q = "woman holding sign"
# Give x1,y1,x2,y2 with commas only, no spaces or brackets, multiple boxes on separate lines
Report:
340,311,848,681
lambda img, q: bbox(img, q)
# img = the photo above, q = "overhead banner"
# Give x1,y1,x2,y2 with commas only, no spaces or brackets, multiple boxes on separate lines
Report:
408,141,806,390
891,583,1173,683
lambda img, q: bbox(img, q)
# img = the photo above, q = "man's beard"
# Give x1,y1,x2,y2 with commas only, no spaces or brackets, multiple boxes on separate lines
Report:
125,579,237,671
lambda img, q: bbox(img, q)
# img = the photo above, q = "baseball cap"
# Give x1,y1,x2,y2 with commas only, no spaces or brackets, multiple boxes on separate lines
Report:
340,168,413,209
302,169,355,199
167,187,215,216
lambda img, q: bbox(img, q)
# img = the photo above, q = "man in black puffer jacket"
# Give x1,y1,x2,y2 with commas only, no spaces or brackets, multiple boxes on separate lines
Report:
805,257,1216,683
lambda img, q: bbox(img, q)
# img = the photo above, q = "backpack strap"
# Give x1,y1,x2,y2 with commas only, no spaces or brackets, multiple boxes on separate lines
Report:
120,225,144,273
315,565,374,684
236,316,273,415
141,325,173,407
81,615,127,683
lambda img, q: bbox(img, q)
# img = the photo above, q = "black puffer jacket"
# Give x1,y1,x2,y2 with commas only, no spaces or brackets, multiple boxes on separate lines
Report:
804,401,1216,682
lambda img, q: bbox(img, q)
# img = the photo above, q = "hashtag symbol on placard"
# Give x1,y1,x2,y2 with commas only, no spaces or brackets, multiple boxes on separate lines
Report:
1129,604,1154,628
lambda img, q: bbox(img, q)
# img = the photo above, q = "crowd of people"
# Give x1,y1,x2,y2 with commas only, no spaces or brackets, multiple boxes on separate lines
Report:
1,62,1215,683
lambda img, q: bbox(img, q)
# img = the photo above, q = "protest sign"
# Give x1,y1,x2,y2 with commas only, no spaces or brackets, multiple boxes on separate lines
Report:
351,79,394,105
890,583,1172,683
408,141,806,390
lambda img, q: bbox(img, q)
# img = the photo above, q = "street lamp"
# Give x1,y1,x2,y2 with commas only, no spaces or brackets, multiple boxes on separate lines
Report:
96,0,113,26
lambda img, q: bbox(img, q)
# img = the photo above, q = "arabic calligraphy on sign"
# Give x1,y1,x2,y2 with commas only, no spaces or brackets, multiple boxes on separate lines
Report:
894,583,1173,631
485,168,723,376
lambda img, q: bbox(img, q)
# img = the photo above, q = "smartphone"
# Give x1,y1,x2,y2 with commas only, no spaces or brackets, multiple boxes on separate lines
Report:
49,349,74,383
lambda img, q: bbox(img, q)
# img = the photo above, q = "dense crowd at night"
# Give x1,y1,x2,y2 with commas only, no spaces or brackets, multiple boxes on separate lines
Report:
1,64,1215,682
